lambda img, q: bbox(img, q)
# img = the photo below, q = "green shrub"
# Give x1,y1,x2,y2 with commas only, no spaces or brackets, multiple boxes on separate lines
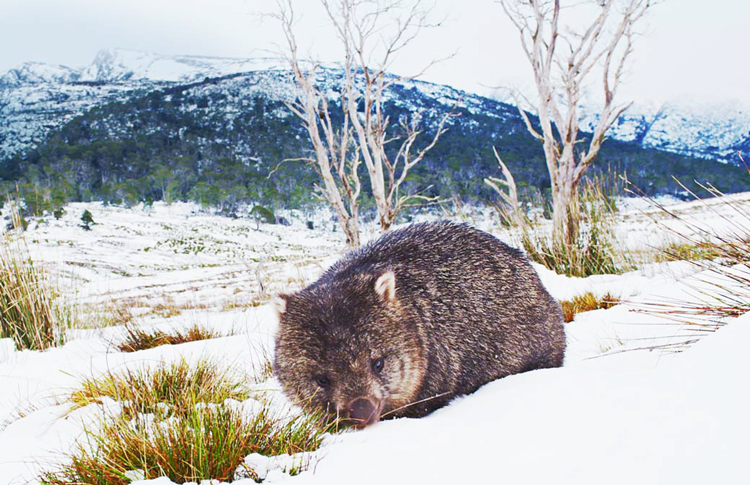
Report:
80,209,95,230
250,205,275,225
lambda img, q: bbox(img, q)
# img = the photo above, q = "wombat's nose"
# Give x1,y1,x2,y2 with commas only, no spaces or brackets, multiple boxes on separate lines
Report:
347,397,379,427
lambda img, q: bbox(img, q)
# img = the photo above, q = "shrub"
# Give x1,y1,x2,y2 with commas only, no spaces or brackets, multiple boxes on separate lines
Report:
250,205,275,225
80,209,94,230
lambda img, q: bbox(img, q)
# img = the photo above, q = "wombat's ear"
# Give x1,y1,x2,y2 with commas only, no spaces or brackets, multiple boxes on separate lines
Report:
374,271,397,302
272,294,290,316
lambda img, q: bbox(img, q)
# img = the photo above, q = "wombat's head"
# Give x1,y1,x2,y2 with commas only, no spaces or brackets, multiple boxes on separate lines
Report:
273,270,426,428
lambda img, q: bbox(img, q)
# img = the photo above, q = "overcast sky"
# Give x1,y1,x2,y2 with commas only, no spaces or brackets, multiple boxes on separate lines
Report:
1,0,748,105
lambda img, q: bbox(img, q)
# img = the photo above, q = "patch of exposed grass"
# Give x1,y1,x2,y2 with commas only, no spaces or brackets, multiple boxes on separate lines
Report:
118,321,223,352
657,240,723,263
42,405,328,484
70,358,249,415
560,292,620,323
46,359,333,484
1,209,71,350
77,300,136,330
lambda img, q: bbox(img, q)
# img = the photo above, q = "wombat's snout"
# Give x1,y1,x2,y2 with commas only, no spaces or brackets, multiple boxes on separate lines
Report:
346,397,381,428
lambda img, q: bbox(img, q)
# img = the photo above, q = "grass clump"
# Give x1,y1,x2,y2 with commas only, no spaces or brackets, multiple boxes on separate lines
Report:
45,359,332,484
69,358,250,415
118,321,223,352
43,402,328,484
657,240,725,263
0,211,70,350
519,176,633,277
560,292,620,323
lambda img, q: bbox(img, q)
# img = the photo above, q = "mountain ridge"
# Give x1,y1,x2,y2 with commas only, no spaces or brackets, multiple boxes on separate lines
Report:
2,49,748,166
1,49,749,216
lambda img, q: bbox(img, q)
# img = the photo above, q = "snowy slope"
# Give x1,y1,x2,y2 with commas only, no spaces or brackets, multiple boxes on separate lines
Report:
581,99,750,165
0,196,749,485
77,49,283,84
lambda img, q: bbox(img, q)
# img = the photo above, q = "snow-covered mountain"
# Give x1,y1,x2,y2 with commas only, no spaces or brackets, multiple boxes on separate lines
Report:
0,62,81,87
581,100,750,165
0,49,498,164
0,48,283,87
2,48,748,166
0,49,286,161
76,49,283,84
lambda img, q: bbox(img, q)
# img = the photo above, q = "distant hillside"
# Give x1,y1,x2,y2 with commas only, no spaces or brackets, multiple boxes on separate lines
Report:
1,49,748,216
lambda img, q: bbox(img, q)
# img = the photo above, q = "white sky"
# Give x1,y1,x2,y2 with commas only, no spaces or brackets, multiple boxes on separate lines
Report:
0,0,748,105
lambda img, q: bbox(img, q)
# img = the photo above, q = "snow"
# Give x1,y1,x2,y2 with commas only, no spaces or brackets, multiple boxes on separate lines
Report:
0,198,749,485
76,49,285,84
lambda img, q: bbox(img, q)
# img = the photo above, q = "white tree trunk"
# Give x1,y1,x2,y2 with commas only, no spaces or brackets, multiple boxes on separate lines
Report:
501,0,652,245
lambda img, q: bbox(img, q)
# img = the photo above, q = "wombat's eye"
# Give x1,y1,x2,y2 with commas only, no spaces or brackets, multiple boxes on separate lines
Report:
372,357,385,373
315,375,331,388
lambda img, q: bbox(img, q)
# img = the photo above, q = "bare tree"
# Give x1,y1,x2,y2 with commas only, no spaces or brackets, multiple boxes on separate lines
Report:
275,1,363,247
275,0,451,245
499,0,653,244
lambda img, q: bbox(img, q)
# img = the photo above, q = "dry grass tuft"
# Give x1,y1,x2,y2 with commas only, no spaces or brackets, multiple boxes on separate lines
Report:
560,292,620,323
657,240,723,263
626,168,750,351
118,321,223,352
69,358,250,415
1,208,71,350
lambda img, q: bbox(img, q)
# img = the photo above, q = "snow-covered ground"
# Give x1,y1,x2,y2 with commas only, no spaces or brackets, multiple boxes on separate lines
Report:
0,198,748,485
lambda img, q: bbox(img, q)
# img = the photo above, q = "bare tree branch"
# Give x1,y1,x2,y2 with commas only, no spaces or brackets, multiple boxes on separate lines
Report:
499,0,654,244
273,0,363,247
319,0,452,231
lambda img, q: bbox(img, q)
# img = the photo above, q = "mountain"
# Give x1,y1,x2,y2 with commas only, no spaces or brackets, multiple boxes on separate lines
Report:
76,49,283,84
1,49,748,215
0,49,283,162
580,100,750,165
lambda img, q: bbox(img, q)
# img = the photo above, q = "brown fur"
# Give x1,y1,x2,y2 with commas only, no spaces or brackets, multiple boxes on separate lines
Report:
273,221,565,426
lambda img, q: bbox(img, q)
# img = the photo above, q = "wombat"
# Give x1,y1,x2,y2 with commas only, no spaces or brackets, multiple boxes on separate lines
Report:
273,221,564,428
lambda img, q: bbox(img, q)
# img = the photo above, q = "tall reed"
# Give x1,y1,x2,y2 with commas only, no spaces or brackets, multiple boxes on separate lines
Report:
1,208,69,350
627,169,750,351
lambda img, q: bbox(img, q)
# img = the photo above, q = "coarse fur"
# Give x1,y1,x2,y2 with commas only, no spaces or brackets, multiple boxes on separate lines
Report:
273,221,565,427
